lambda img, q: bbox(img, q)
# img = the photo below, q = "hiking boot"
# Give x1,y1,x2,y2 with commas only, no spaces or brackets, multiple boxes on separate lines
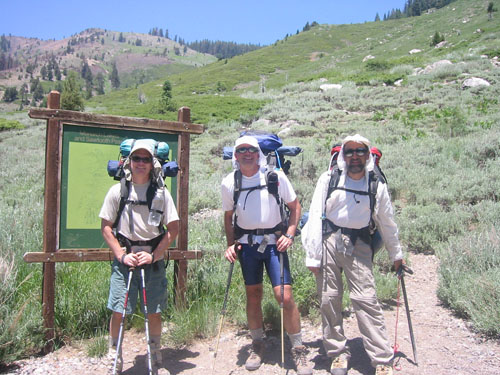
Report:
108,345,123,374
150,343,170,375
291,345,313,375
245,339,265,371
375,364,393,375
330,353,349,375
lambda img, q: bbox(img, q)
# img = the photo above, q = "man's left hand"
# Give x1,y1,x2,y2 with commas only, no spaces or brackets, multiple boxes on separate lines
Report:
394,259,404,273
137,251,154,266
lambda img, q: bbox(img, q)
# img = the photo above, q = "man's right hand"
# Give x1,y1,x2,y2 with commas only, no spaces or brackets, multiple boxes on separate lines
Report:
224,243,239,263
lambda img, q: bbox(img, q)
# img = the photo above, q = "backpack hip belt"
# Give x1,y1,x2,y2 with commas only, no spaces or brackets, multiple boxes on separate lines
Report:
117,233,164,271
117,232,164,251
323,218,373,246
234,223,284,246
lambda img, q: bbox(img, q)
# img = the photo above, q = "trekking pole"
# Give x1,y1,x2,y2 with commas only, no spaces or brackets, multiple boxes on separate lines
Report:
140,267,153,375
279,252,285,375
211,261,235,375
113,267,134,375
397,265,418,366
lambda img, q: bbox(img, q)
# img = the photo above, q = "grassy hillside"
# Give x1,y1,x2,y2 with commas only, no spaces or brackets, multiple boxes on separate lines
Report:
87,0,500,124
0,28,216,110
1,0,500,363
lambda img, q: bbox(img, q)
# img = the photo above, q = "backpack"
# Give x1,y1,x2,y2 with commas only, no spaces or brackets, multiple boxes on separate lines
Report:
222,130,302,175
225,132,302,242
107,138,179,181
323,144,387,255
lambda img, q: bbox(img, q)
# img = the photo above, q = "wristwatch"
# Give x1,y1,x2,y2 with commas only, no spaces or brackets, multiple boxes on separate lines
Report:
283,233,295,241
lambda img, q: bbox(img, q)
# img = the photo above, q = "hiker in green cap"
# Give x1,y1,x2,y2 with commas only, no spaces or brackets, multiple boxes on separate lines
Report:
100,139,179,375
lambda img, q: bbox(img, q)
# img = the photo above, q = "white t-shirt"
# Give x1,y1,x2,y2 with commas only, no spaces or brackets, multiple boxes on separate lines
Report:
326,176,371,229
99,182,179,241
221,169,296,244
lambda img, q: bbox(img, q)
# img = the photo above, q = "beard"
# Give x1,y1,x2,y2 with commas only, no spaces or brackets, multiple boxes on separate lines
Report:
347,163,365,174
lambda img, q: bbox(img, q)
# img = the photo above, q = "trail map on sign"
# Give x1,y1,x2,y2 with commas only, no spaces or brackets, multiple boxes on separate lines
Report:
60,125,178,249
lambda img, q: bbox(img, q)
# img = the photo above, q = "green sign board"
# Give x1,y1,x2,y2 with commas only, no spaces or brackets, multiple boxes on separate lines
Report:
60,124,178,249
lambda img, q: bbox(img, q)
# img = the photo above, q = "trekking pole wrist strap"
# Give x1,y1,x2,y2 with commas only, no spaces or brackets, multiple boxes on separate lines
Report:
121,253,127,264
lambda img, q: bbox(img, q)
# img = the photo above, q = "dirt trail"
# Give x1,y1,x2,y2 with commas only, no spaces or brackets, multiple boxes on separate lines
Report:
4,253,500,375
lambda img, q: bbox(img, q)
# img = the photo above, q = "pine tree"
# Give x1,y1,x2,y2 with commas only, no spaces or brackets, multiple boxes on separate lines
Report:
40,65,47,80
85,79,93,99
54,65,62,81
158,79,175,113
20,83,28,104
0,35,10,52
431,31,445,46
488,2,497,20
110,61,120,89
3,87,18,102
61,71,84,110
95,73,105,95
32,81,44,102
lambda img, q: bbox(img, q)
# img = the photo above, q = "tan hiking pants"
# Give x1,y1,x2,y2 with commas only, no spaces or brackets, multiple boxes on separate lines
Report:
315,232,393,367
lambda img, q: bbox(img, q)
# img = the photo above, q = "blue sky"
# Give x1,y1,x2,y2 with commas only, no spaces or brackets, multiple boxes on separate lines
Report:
2,0,406,45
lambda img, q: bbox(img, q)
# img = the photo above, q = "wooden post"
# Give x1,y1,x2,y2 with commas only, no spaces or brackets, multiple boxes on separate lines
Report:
42,91,61,352
174,107,191,306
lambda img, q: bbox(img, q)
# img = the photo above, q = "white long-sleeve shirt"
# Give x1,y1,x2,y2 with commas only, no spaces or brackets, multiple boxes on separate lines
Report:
302,170,403,267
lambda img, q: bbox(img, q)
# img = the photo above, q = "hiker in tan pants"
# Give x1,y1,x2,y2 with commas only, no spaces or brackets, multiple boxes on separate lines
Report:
302,134,403,375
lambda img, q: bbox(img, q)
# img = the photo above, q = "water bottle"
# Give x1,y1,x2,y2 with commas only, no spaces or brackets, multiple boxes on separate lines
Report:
148,188,165,226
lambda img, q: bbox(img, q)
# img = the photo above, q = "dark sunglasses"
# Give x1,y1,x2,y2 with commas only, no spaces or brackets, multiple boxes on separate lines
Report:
130,155,152,163
344,147,368,157
235,146,259,154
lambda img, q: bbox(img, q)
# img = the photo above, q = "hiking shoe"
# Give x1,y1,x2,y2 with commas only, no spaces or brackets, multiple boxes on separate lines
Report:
108,345,123,374
245,339,265,371
330,353,349,375
291,345,313,375
375,364,393,375
150,343,170,375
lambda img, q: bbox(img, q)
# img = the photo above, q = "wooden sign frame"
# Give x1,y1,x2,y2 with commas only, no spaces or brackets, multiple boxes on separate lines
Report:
26,91,203,350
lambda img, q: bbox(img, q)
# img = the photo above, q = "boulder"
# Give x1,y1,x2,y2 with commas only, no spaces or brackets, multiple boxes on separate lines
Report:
462,77,490,89
320,84,343,91
363,55,375,62
409,49,422,54
422,60,453,74
435,40,448,48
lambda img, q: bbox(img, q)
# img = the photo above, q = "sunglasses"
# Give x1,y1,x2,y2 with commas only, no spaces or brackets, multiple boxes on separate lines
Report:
235,146,259,154
130,155,152,163
344,147,368,157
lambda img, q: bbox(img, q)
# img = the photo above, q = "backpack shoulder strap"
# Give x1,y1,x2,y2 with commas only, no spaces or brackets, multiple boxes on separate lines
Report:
146,181,157,210
326,167,341,202
113,179,130,230
368,170,380,233
266,170,280,205
233,170,242,211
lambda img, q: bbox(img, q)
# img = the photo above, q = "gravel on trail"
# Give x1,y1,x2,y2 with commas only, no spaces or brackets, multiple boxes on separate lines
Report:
3,253,500,375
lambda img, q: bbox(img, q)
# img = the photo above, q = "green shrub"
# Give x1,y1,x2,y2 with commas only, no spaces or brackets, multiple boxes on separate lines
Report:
438,227,500,336
366,59,392,71
0,118,24,131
